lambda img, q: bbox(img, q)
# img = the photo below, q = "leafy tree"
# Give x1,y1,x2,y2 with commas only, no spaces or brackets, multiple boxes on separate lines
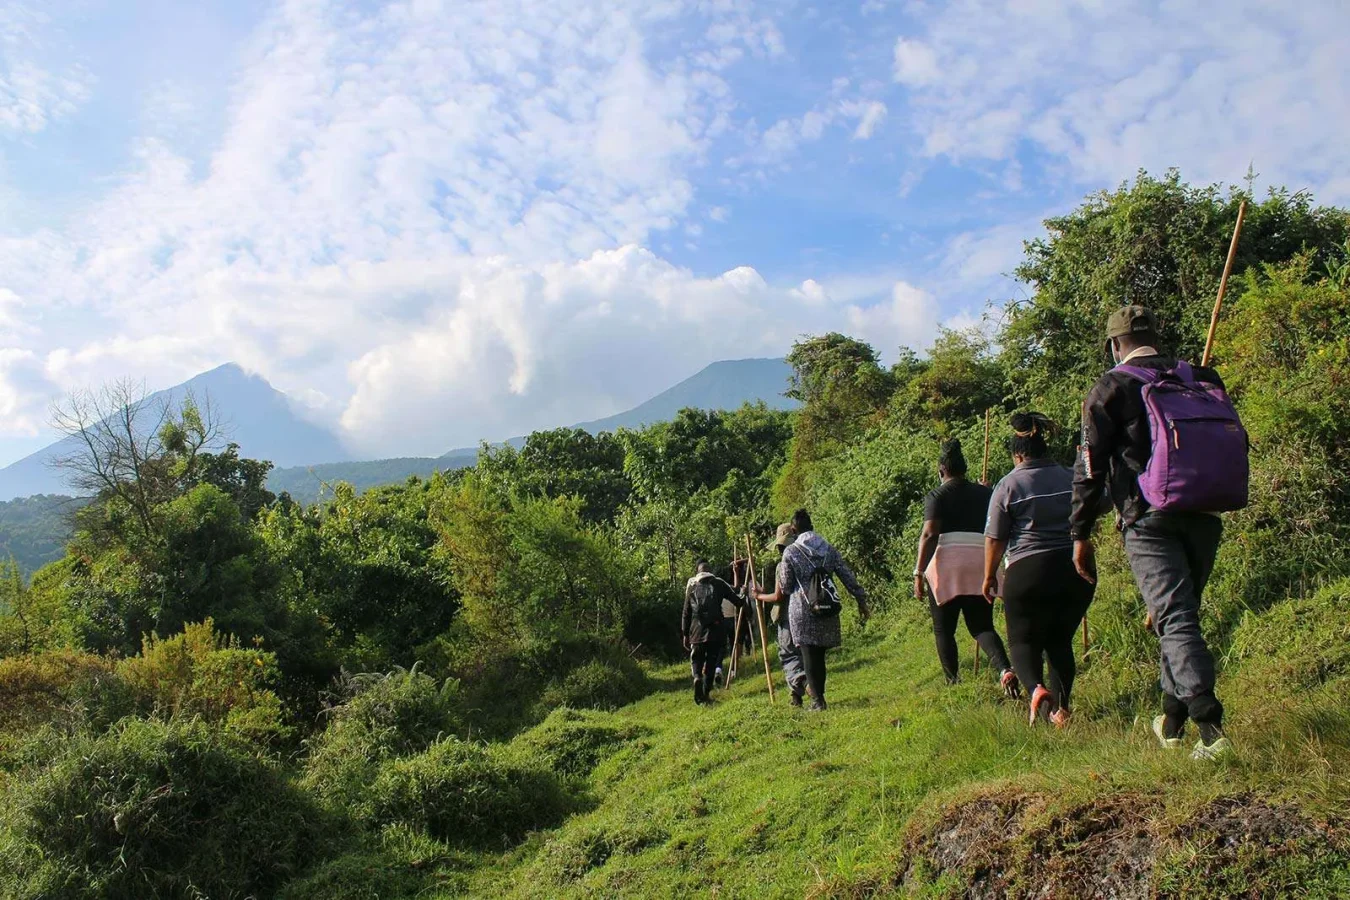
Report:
477,429,630,523
889,328,1007,429
776,334,893,512
1003,170,1349,412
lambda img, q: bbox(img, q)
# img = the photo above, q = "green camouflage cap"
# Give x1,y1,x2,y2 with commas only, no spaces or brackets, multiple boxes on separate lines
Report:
1106,305,1160,340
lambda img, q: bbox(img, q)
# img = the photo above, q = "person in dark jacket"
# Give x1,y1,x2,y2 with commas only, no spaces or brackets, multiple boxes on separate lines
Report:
915,439,1018,693
1070,305,1233,760
682,561,743,704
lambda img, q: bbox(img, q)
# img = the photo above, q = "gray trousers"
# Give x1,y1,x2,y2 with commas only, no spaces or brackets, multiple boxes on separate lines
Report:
1122,511,1223,723
778,624,807,696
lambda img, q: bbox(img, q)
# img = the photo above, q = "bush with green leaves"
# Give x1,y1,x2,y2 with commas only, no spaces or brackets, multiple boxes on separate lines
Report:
0,717,321,900
511,707,646,779
303,667,461,809
363,736,569,848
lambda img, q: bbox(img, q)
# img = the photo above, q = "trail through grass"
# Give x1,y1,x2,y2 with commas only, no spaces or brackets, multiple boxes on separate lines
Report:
450,606,1350,898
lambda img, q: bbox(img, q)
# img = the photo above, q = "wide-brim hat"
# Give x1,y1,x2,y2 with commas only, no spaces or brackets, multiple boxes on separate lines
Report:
771,522,794,551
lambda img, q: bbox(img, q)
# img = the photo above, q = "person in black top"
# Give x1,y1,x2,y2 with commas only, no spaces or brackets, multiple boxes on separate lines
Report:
682,561,743,704
1070,305,1233,761
915,440,1017,693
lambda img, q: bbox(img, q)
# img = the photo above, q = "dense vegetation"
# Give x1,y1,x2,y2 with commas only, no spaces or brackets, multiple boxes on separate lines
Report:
2,171,1349,898
0,495,84,577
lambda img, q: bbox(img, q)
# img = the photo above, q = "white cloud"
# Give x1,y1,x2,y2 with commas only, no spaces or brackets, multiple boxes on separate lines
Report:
846,281,941,356
847,100,887,139
893,38,939,87
0,3,94,135
890,1,1350,198
336,248,913,454
0,0,851,456
707,205,728,222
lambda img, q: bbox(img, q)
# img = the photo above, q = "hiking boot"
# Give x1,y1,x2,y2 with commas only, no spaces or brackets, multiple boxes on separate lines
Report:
714,667,724,687
789,691,804,708
807,700,827,713
693,679,706,705
1191,736,1234,761
1191,723,1233,761
1028,685,1052,726
1000,669,1021,699
1049,708,1071,729
1152,715,1184,750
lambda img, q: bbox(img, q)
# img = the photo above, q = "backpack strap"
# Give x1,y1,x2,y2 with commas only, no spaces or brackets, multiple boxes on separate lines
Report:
1114,364,1160,383
1172,359,1195,381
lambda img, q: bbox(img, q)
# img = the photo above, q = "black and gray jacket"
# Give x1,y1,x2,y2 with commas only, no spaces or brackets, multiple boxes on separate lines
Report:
1070,353,1225,539
681,573,742,645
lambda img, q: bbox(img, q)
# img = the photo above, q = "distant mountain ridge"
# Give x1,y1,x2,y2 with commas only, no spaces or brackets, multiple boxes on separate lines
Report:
0,358,795,504
275,358,797,504
0,364,347,502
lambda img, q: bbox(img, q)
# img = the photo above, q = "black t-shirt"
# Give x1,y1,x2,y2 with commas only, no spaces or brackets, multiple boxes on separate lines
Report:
923,478,994,534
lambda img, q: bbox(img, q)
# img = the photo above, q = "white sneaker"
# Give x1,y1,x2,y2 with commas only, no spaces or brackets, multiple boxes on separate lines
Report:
1190,736,1234,761
1152,715,1184,750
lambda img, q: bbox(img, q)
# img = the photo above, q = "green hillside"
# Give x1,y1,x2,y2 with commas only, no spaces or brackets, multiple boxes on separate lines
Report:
0,495,85,578
2,173,1349,898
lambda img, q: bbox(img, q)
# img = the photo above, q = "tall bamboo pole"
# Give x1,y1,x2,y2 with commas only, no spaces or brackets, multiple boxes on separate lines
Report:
973,407,995,675
746,534,775,704
981,407,992,486
1202,200,1248,368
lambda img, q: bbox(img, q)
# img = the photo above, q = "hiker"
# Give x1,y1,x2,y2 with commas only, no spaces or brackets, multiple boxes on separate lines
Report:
755,523,809,706
756,509,870,711
682,560,743,705
984,413,1095,728
718,560,755,687
1071,305,1246,760
915,439,1019,695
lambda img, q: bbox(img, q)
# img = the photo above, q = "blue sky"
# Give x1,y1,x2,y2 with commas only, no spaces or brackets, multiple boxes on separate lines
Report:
2,0,1348,464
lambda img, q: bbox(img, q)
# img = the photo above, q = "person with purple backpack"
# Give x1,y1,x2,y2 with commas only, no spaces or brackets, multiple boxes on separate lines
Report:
1070,305,1248,761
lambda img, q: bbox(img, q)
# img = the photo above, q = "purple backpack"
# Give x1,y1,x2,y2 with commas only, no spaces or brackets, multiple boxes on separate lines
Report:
1115,360,1250,512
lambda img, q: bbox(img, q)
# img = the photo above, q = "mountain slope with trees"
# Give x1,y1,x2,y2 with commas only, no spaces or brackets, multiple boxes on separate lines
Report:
1,171,1348,898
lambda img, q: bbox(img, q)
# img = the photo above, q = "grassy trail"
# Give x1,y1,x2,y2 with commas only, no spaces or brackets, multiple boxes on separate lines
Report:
465,606,1350,898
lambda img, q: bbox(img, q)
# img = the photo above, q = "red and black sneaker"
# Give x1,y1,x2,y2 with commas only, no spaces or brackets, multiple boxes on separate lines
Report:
1028,684,1052,726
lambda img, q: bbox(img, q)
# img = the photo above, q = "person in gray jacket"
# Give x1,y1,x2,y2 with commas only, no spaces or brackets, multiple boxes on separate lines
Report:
756,509,870,711
757,523,809,706
983,413,1095,729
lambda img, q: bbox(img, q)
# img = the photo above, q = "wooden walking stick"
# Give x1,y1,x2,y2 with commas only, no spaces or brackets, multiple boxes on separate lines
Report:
1202,200,1247,368
981,407,992,486
969,407,996,674
746,534,776,704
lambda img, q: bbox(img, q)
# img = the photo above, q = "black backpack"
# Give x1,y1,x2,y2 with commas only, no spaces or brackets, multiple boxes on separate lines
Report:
688,576,723,626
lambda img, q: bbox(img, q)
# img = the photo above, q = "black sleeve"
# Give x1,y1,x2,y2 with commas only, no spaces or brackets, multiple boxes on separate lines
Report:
681,584,693,637
922,487,943,523
1070,376,1117,540
715,577,744,609
1194,363,1226,390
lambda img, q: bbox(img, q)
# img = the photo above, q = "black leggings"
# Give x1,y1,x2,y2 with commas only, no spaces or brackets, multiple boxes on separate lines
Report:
930,595,1012,682
1002,549,1094,711
801,644,828,703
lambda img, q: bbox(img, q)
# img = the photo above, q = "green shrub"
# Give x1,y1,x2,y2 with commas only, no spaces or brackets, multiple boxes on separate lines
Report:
532,817,669,883
0,717,321,899
511,707,646,779
118,619,290,746
364,737,568,848
536,658,650,718
0,649,130,734
277,824,464,900
303,667,461,809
